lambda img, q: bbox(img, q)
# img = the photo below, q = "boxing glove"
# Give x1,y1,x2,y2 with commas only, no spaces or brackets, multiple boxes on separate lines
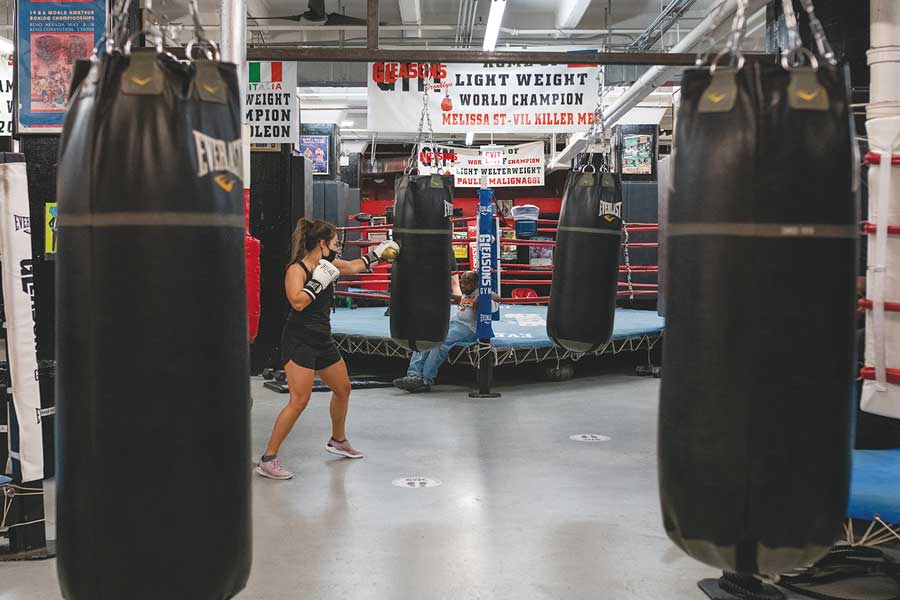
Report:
363,240,400,269
303,259,340,300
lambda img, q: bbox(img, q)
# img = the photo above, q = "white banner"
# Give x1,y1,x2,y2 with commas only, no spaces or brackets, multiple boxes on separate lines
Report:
418,141,545,188
246,61,299,144
369,62,600,134
0,54,11,137
0,162,43,481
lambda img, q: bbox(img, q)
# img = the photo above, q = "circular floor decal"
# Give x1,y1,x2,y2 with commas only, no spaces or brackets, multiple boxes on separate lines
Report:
569,434,611,443
392,477,442,488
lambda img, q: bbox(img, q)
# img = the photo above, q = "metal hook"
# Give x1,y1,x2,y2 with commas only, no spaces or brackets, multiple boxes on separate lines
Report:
185,38,221,62
781,46,819,71
709,48,745,75
123,30,164,55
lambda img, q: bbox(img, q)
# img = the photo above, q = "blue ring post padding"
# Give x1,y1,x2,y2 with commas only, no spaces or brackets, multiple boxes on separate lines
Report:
848,449,900,524
0,475,11,486
476,189,497,341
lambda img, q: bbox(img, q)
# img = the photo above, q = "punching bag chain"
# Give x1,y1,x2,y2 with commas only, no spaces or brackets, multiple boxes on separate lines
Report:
622,222,635,301
406,88,437,174
797,0,837,65
780,0,802,53
725,0,749,57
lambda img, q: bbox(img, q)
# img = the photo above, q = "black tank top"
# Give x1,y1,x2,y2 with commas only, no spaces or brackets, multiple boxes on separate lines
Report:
285,260,334,342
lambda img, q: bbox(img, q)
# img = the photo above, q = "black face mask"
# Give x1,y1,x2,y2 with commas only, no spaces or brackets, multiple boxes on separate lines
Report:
322,246,339,263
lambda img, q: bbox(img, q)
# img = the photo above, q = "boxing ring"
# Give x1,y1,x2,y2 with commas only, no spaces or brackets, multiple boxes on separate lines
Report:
845,449,900,546
331,213,662,374
331,305,664,367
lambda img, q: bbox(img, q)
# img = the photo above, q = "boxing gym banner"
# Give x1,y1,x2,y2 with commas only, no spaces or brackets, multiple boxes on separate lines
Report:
0,53,12,137
369,62,599,134
417,141,545,188
15,0,106,134
246,61,299,143
0,161,44,481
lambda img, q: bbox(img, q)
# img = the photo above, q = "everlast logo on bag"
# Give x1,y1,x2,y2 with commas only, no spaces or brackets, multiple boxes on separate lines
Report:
599,201,622,219
193,131,243,192
13,214,30,234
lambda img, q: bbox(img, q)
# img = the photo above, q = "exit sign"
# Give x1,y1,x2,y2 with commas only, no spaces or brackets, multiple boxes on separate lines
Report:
480,145,505,167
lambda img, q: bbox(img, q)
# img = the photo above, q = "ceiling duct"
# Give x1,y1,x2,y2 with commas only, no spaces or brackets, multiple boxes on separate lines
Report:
627,0,700,51
252,0,367,26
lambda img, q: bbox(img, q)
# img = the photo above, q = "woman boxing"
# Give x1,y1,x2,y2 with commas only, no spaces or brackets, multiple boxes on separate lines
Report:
256,219,398,480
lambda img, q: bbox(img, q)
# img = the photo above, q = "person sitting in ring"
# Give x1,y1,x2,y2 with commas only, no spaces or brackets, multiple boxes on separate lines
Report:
393,271,500,393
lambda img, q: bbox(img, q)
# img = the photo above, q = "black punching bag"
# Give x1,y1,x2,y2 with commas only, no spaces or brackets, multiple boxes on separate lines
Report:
390,173,453,351
56,49,251,599
659,61,857,575
547,167,622,352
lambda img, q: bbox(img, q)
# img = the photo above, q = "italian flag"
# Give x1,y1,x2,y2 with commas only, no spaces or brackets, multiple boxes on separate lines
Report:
249,62,282,83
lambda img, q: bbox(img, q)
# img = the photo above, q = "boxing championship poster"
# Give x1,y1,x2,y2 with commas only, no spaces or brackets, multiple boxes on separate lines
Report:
15,0,105,134
0,53,12,137
369,62,599,134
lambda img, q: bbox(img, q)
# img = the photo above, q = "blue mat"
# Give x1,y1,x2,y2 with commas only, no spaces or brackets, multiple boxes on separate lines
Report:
332,306,664,349
0,475,10,486
848,449,900,523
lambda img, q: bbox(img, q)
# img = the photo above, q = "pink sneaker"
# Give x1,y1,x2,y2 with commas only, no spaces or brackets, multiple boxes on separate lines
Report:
255,457,294,480
325,438,364,459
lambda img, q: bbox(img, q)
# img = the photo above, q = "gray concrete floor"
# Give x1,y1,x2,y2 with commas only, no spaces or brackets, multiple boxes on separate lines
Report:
3,374,884,599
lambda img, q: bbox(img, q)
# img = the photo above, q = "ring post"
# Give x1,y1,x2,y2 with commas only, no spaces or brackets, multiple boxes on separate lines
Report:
469,188,501,399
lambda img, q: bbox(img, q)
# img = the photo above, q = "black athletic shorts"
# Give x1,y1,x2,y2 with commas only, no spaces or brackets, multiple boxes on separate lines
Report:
281,331,342,371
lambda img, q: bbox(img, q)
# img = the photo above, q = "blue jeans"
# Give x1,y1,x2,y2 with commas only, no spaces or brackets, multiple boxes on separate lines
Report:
407,320,477,384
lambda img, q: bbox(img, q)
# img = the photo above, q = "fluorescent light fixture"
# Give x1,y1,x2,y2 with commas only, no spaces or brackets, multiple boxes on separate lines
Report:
340,120,355,127
482,0,507,52
466,132,475,146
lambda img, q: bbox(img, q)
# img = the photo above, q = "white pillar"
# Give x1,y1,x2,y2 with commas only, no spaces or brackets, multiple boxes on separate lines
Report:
861,0,900,419
219,0,250,186
868,0,900,120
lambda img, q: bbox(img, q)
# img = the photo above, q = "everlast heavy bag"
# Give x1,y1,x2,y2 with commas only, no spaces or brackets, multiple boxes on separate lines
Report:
390,173,453,351
659,61,858,575
547,168,623,352
56,49,251,599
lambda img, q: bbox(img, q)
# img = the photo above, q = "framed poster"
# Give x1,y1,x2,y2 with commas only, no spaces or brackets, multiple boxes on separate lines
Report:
616,124,658,181
300,135,329,175
15,0,106,134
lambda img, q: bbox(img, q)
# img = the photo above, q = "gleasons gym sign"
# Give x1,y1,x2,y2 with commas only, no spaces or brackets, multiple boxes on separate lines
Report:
368,62,600,134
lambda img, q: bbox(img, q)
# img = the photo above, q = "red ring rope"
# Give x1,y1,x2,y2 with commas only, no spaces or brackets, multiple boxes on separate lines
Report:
862,223,900,235
860,367,900,385
864,152,900,166
858,298,900,312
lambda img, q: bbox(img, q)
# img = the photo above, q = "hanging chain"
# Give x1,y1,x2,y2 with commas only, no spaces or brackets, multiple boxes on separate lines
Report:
797,0,836,65
694,0,729,65
581,63,610,171
622,223,635,301
105,0,133,51
780,0,802,52
725,0,749,56
407,86,437,174
188,0,207,42
588,64,607,142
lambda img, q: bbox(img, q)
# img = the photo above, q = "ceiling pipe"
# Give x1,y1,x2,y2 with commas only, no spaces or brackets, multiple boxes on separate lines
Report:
189,23,646,35
455,0,464,45
467,0,479,48
548,0,768,171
